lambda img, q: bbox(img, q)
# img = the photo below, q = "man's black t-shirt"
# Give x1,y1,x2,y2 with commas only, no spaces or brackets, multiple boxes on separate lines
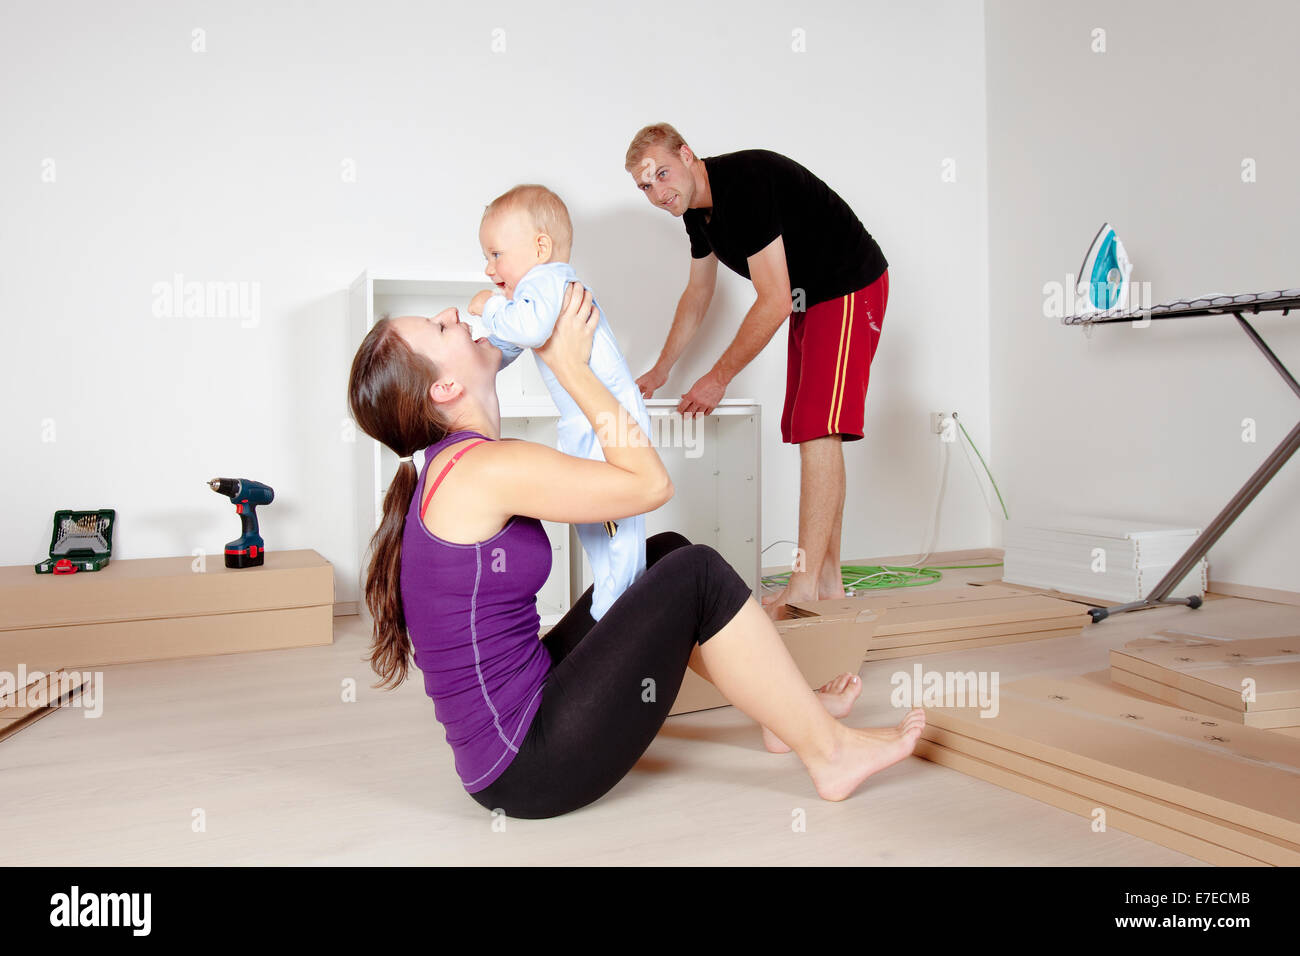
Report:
683,149,887,308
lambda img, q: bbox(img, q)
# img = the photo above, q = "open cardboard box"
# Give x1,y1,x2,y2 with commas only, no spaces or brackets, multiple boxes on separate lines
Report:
668,598,880,716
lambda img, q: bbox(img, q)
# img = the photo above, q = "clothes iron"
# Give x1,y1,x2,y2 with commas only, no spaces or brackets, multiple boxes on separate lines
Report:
1076,222,1133,313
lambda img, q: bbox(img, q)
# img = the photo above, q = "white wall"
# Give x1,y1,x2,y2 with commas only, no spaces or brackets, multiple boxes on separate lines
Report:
985,0,1300,592
1,0,992,603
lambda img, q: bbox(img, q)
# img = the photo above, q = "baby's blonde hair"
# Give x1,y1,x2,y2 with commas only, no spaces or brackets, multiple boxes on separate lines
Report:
483,184,573,258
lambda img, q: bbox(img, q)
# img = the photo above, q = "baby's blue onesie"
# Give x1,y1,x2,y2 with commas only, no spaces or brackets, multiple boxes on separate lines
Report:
481,262,652,621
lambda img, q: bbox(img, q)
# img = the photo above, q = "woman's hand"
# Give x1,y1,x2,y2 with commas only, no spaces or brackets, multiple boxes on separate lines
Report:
536,281,597,374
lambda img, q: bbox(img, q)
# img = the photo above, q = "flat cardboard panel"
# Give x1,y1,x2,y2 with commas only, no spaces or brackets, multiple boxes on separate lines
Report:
1109,667,1300,729
861,625,1082,661
788,589,1089,644
0,670,90,743
866,595,1091,636
788,583,1040,618
1,669,85,715
968,579,1104,606
1124,630,1232,649
0,549,335,631
923,724,1300,865
852,582,1034,608
1,604,334,671
914,740,1267,867
1110,636,1300,712
924,676,1300,844
668,607,878,716
867,612,1087,649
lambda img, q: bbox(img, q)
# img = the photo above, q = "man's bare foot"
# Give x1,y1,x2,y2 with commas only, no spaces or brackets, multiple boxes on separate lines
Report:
762,673,863,753
765,569,847,614
804,709,927,801
761,577,818,619
817,563,845,600
761,583,790,608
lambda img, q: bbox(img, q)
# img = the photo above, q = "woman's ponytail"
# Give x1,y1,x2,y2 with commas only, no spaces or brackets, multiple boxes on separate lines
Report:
346,318,450,689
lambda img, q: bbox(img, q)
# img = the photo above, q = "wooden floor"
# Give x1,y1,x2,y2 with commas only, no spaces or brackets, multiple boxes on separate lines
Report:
3,557,1294,866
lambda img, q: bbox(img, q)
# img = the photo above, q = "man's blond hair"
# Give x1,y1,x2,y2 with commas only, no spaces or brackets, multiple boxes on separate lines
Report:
483,184,573,257
624,123,690,172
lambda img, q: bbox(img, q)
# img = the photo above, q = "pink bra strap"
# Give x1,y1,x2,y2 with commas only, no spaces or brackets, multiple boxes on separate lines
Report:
420,439,489,522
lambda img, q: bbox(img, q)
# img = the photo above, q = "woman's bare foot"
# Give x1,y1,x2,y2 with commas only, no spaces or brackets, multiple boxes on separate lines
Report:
804,708,927,801
762,673,863,753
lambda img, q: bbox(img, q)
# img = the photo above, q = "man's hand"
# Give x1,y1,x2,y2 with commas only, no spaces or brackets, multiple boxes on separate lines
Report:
636,365,668,399
468,289,496,316
678,369,727,416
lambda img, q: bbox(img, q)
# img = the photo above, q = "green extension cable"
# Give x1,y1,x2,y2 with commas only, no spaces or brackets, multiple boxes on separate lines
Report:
952,412,1009,522
761,413,1008,594
762,561,1005,594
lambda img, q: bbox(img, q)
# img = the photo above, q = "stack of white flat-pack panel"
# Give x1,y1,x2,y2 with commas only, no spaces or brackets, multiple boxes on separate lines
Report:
1002,514,1207,604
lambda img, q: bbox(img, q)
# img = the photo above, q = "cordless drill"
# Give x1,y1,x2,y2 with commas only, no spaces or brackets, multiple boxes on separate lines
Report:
208,478,274,568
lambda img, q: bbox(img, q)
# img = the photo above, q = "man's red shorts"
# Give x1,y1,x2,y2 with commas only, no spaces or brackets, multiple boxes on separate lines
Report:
781,269,889,444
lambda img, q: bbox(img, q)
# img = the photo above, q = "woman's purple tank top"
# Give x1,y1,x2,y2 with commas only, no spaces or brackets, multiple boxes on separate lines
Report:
399,430,552,793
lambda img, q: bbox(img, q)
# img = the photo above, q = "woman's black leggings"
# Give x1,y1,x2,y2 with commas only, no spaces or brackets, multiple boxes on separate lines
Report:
469,532,753,819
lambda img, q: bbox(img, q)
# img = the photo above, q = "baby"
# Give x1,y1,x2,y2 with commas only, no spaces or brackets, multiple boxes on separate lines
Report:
468,184,653,622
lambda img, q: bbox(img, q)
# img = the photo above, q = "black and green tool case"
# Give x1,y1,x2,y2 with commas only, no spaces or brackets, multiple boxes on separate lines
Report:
35,509,117,574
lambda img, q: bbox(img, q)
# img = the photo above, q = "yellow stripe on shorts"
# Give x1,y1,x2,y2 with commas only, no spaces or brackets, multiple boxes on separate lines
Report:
827,293,853,434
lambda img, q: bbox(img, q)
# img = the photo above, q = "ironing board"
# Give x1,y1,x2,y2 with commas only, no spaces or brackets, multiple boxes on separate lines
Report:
1064,289,1300,622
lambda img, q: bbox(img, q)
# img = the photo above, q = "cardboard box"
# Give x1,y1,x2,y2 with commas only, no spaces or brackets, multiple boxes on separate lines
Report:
668,600,879,716
1111,635,1300,714
0,549,335,670
920,676,1300,844
3,605,334,671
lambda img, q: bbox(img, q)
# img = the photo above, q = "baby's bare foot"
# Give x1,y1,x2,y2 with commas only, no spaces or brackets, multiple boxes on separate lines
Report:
761,673,863,753
805,708,926,802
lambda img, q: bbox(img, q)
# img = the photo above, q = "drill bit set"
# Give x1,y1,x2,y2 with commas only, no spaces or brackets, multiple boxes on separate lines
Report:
34,509,117,574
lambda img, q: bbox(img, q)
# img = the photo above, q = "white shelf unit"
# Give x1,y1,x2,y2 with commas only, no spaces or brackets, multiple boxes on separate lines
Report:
349,269,762,626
